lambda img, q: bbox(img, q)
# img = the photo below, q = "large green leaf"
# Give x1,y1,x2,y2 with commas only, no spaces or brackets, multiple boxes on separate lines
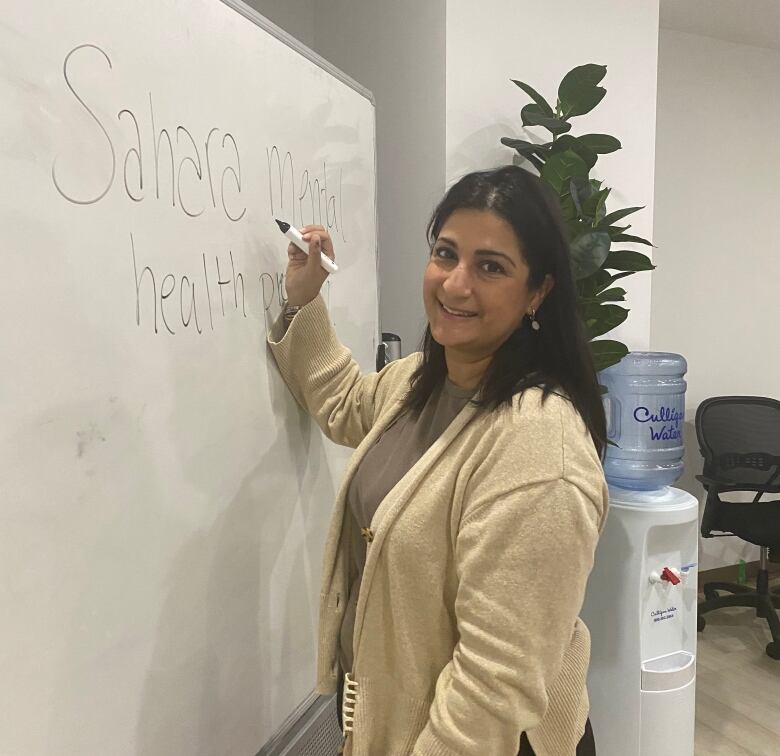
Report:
540,149,588,194
605,271,637,285
584,304,629,339
562,87,606,118
570,179,610,225
521,103,544,125
511,79,554,116
586,304,625,332
582,186,611,223
581,269,633,297
522,106,572,135
518,152,544,172
600,206,644,227
605,250,655,272
500,137,550,157
596,287,627,302
566,218,591,244
612,233,654,247
590,340,630,372
558,64,607,118
549,134,598,170
568,176,592,215
558,194,579,222
578,269,611,297
578,133,621,154
605,224,631,239
570,230,611,280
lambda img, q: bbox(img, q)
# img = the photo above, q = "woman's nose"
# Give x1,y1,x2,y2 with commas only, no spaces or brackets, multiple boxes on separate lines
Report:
442,263,473,295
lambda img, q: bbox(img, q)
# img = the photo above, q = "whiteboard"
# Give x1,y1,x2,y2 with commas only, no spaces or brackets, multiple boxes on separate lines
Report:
0,1,378,753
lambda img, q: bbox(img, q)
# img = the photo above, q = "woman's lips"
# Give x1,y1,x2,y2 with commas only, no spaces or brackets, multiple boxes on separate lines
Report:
439,301,477,318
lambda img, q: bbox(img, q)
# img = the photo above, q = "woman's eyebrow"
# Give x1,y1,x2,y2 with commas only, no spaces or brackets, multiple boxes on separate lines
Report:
475,250,517,268
435,236,518,268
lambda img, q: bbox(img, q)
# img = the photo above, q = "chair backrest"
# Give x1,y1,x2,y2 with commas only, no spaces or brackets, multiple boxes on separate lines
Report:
695,396,780,490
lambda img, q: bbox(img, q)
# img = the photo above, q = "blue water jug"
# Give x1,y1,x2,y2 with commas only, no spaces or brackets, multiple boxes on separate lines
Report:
599,352,687,491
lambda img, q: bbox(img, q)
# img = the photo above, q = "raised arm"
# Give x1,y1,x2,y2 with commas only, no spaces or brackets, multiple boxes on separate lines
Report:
268,294,402,448
267,225,408,448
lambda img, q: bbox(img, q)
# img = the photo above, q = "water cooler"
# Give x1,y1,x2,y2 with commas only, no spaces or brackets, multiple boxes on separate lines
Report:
581,353,698,756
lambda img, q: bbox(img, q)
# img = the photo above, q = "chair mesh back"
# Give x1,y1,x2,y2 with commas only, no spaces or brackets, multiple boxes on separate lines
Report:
695,396,780,488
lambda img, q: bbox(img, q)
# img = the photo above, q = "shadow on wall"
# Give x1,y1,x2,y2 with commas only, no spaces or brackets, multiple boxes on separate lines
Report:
447,120,521,182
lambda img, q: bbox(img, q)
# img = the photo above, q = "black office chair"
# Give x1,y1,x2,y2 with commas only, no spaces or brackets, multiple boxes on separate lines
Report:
695,396,780,660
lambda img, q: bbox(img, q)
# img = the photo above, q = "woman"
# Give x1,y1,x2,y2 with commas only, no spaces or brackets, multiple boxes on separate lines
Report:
268,166,608,755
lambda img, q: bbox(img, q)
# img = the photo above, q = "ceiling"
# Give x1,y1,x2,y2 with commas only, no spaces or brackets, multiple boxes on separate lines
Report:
660,0,780,51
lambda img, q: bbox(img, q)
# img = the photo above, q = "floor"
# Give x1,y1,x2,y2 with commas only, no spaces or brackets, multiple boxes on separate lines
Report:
694,582,780,755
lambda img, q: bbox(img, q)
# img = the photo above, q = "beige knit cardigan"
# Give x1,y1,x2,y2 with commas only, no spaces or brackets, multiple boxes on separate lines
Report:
268,296,609,756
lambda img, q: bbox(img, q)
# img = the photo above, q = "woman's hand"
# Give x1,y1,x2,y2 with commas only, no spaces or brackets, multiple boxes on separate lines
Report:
283,225,336,307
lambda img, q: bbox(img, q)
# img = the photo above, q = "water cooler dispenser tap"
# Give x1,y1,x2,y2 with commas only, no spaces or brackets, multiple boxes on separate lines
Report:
649,567,682,585
661,567,681,585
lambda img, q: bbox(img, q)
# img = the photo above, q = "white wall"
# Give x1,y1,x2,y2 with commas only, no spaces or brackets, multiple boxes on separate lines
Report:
446,0,661,352
243,0,316,50
653,28,780,570
313,1,447,355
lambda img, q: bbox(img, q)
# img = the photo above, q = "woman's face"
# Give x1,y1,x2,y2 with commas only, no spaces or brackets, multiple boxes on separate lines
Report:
423,208,551,361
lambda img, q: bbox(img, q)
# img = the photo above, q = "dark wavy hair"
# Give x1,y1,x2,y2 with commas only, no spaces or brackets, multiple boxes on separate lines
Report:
401,165,606,458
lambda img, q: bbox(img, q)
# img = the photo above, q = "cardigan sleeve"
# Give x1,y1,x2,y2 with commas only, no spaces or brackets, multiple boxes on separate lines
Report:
412,476,603,756
267,295,407,449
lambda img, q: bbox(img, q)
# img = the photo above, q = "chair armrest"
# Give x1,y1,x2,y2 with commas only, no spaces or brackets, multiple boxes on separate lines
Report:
696,474,780,497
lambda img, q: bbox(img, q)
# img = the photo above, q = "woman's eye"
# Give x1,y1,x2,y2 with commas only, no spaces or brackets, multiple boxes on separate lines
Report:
431,248,505,274
433,246,455,260
482,261,505,274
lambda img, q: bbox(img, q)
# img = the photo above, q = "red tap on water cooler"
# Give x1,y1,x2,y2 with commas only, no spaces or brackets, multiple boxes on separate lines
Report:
661,567,681,585
649,567,682,585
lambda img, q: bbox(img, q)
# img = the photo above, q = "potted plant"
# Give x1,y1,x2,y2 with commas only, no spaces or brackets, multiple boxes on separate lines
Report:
501,63,655,375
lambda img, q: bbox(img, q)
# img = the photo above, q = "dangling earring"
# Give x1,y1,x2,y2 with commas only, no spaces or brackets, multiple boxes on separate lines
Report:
528,308,540,331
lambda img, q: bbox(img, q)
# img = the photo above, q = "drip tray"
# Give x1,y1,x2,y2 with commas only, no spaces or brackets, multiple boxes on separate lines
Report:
641,651,696,692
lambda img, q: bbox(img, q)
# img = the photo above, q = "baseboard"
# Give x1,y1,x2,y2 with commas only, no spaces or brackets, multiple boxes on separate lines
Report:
699,559,780,590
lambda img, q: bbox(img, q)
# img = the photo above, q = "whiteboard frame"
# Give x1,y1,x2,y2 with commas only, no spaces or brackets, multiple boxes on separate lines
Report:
220,0,376,106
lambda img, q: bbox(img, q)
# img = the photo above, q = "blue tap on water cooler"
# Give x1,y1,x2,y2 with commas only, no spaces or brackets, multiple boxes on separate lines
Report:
599,352,688,491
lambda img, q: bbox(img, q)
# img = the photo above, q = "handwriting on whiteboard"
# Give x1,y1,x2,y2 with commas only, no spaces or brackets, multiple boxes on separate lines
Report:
130,232,330,336
51,44,245,221
49,43,341,336
51,43,347,236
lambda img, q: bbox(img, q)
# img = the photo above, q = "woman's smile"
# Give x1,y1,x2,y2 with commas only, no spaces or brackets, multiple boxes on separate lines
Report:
438,300,478,319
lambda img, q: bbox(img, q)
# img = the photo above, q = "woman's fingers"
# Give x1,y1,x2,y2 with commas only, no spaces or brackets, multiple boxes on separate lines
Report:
308,234,322,267
283,226,333,306
287,242,307,262
301,225,335,261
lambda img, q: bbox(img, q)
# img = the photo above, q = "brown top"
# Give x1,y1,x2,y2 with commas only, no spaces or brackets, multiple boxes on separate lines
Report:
339,378,475,670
